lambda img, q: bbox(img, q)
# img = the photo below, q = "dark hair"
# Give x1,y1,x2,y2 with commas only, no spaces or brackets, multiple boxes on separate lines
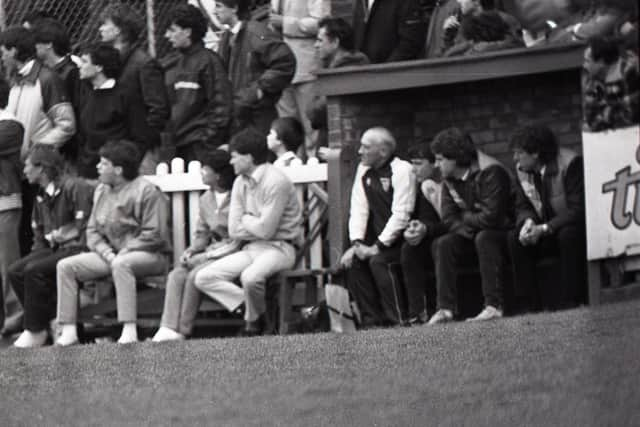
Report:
590,36,622,65
23,10,55,27
461,11,509,42
318,17,354,51
0,27,36,62
217,0,251,19
32,18,71,56
101,4,144,44
509,125,559,164
407,141,435,163
201,149,235,191
0,78,10,108
27,144,64,181
430,127,477,167
229,128,270,165
479,0,496,10
271,117,304,153
98,140,141,180
170,4,208,43
78,42,122,79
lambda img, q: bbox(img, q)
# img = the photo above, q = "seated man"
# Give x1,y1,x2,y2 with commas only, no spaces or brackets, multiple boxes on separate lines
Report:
340,127,416,327
193,128,303,336
508,124,586,311
56,140,170,345
400,142,447,325
9,145,94,348
267,117,303,167
152,150,236,342
428,127,513,324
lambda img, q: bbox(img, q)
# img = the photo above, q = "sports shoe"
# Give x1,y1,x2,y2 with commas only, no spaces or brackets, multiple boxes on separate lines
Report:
466,305,503,322
13,330,48,348
152,326,185,342
427,309,454,325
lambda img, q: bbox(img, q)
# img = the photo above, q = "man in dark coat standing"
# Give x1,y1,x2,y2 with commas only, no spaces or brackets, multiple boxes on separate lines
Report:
215,0,296,135
352,0,427,63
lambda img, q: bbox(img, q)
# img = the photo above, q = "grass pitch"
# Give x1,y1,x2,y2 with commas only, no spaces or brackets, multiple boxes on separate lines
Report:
1,300,639,426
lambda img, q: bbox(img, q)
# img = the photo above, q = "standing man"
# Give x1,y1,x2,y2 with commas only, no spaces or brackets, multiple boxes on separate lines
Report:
508,124,586,311
9,146,94,348
0,78,25,337
56,140,170,345
193,128,303,336
214,0,296,135
428,127,513,324
269,0,330,154
163,4,232,164
99,4,169,173
340,127,416,327
352,0,426,64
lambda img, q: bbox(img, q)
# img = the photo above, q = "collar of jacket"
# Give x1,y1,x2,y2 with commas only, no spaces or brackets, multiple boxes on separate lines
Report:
179,41,206,56
16,60,42,85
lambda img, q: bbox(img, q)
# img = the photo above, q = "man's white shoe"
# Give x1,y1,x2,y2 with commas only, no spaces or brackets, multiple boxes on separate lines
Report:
13,330,48,348
427,309,454,325
151,326,185,342
55,324,79,346
467,305,503,322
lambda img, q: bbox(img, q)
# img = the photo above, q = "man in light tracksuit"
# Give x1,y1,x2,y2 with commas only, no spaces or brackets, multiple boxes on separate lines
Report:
340,127,416,327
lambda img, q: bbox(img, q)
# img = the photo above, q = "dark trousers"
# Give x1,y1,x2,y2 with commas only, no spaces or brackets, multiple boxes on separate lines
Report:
400,238,437,319
19,181,38,256
507,224,586,311
433,230,508,313
346,244,405,326
8,246,82,331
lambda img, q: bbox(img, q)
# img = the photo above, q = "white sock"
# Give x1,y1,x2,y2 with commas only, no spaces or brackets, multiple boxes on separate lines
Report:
117,322,138,344
152,326,185,342
56,324,78,346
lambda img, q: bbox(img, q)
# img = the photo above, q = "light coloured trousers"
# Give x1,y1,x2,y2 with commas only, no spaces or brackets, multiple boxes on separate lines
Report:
57,251,166,323
0,209,23,330
194,241,295,322
159,262,211,336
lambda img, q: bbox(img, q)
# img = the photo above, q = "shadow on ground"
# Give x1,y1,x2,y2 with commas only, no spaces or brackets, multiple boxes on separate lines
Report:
1,300,639,426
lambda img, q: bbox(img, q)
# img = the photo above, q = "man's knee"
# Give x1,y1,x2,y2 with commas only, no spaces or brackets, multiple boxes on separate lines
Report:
57,256,76,276
433,233,458,257
240,269,266,291
110,255,130,272
474,230,504,251
556,225,585,248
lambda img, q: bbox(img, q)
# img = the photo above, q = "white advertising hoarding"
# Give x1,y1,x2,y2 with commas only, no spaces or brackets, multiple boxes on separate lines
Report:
583,126,640,261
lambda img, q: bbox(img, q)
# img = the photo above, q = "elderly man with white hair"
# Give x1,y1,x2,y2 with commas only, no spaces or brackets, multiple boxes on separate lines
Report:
340,127,416,328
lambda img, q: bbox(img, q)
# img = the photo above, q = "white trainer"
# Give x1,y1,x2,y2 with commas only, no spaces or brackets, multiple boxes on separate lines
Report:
466,305,503,322
427,309,454,325
151,326,185,342
13,330,48,348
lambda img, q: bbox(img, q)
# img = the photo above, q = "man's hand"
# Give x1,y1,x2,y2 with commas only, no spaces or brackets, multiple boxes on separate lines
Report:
269,13,283,30
179,249,194,265
186,253,209,269
404,220,427,246
519,218,538,246
354,243,380,261
340,246,357,269
443,15,460,30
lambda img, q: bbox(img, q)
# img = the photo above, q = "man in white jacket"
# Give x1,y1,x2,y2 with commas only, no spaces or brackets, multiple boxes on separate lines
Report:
340,127,416,327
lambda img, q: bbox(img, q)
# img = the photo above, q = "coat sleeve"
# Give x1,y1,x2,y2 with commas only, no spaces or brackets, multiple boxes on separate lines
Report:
86,185,114,258
201,53,232,145
228,178,255,241
139,58,170,134
440,181,465,234
255,36,296,97
462,166,513,230
281,0,329,37
348,164,370,243
124,185,170,252
548,157,585,232
387,0,427,62
377,161,416,247
39,72,76,147
190,195,214,252
241,178,293,240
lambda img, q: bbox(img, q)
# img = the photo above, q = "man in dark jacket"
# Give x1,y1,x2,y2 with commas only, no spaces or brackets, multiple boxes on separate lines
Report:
400,142,447,324
163,4,232,164
215,0,296,135
99,4,170,173
508,124,586,311
428,127,513,324
352,0,426,64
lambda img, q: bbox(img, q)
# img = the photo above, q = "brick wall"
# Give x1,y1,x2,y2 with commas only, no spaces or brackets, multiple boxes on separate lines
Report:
328,69,583,168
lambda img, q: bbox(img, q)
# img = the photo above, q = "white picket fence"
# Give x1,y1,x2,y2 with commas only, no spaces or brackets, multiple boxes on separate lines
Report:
144,158,329,269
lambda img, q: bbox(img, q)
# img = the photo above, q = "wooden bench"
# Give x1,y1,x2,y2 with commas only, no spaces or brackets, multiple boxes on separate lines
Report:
78,158,329,335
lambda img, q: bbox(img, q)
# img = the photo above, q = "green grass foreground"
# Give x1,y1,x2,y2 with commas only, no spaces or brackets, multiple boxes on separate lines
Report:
1,300,639,426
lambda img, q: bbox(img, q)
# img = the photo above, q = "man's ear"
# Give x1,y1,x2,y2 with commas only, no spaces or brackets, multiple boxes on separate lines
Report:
114,165,124,176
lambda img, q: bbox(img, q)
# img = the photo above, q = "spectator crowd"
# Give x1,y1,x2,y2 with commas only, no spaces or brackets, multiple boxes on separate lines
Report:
0,0,637,347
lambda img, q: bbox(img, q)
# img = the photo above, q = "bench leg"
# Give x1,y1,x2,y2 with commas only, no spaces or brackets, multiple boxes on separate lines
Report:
278,277,293,335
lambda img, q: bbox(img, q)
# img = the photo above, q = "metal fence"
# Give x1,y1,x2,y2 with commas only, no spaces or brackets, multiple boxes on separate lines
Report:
0,0,188,58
